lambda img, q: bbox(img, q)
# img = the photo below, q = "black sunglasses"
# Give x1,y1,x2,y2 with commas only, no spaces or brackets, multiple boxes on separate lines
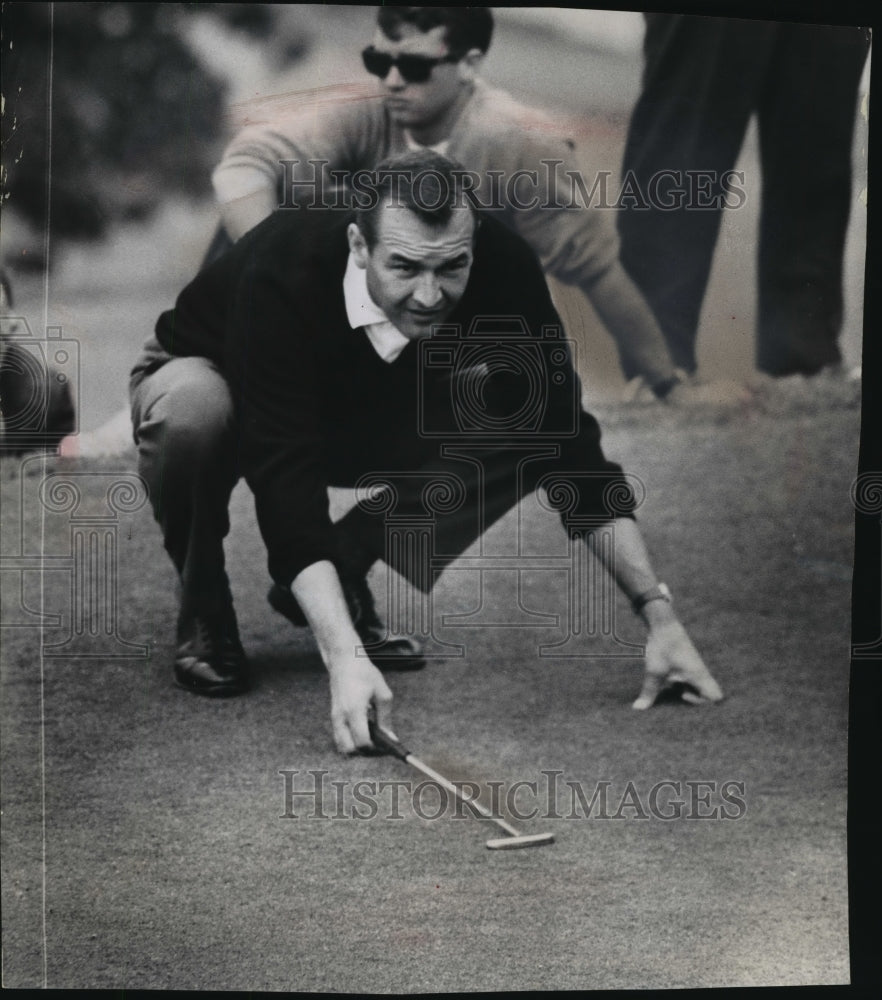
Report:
361,46,460,84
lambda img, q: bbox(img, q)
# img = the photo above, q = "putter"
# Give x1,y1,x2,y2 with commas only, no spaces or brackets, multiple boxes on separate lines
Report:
368,721,554,850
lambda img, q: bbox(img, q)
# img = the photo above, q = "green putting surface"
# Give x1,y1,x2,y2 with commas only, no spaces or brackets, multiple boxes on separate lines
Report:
1,6,867,987
1,385,858,989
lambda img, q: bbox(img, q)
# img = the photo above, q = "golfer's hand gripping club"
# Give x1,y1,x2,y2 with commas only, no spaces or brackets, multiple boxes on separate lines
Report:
367,720,410,760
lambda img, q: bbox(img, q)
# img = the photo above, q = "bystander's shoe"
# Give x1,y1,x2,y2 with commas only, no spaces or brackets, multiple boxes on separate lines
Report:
621,369,749,407
620,374,658,404
268,575,426,671
674,373,752,406
174,610,250,696
746,362,861,412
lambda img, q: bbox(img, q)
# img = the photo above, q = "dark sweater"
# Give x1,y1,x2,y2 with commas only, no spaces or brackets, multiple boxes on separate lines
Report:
155,208,632,586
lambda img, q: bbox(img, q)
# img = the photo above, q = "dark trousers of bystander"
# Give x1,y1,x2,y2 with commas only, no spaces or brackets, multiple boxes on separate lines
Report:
617,15,870,378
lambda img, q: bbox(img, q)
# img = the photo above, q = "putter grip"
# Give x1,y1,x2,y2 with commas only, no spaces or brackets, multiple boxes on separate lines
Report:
368,720,410,760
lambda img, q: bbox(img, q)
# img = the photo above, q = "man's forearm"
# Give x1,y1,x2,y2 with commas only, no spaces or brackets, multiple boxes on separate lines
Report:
289,560,362,665
587,518,724,708
290,560,394,752
585,517,676,626
581,261,678,389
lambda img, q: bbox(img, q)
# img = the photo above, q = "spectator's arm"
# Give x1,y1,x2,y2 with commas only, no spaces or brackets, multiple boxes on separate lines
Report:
217,186,279,242
582,263,750,405
490,126,682,392
211,93,382,241
579,260,678,391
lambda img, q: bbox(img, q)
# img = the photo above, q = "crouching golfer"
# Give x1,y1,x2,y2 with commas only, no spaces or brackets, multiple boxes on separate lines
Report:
130,151,723,752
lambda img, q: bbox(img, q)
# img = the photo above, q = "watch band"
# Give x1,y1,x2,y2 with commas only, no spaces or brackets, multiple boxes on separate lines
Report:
632,582,672,615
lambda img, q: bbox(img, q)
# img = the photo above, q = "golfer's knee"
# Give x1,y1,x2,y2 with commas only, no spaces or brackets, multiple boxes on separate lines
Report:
166,387,233,456
144,376,234,459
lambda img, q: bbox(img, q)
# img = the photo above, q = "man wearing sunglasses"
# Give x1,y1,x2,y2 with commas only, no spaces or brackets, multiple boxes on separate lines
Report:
211,7,742,405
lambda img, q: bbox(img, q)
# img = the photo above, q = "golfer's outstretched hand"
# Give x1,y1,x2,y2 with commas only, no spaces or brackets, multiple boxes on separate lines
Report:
328,655,394,754
634,618,724,710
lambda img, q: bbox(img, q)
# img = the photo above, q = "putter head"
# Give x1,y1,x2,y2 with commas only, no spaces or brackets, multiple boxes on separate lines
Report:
485,832,555,850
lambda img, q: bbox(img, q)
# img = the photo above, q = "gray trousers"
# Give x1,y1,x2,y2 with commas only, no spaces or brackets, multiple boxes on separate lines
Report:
130,354,239,628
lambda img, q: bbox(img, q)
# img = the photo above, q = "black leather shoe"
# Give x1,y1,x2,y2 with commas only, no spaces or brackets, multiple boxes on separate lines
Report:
174,615,250,696
268,577,426,671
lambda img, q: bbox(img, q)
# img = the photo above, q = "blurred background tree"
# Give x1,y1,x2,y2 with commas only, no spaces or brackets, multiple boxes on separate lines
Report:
1,2,302,254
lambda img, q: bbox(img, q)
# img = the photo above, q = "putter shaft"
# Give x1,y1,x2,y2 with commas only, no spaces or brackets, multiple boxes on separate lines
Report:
367,721,550,844
402,751,522,838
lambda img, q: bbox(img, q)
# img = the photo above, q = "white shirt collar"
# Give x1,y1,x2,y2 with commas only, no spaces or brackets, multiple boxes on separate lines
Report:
403,130,451,156
343,252,410,363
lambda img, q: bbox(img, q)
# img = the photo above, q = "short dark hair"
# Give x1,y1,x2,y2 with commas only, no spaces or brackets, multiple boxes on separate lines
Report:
355,150,479,250
376,6,494,56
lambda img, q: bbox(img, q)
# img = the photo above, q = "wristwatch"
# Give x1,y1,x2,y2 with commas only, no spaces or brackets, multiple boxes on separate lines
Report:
632,582,672,616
